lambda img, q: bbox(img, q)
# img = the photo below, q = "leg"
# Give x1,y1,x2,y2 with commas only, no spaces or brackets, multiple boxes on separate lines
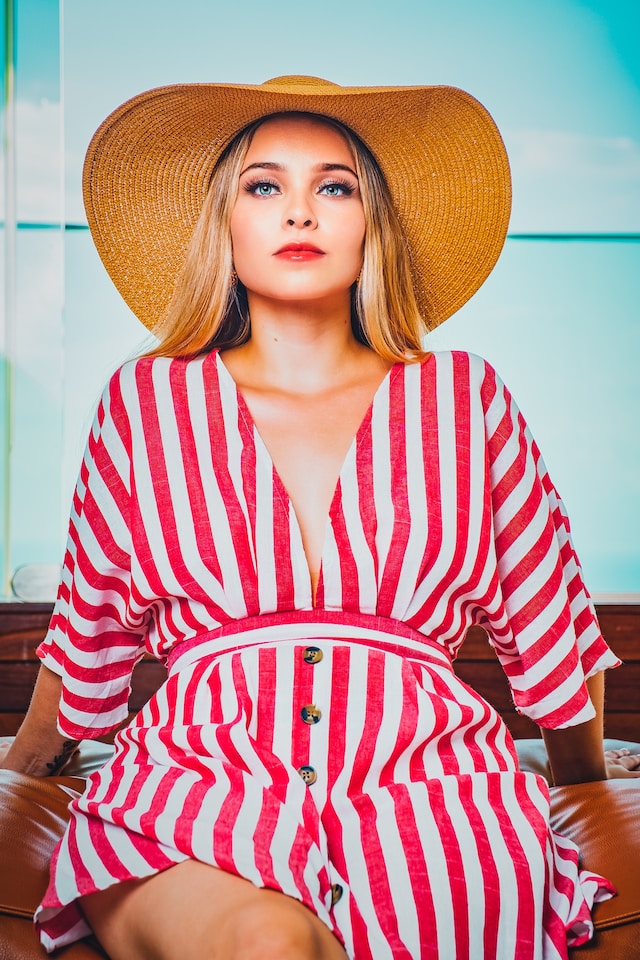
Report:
80,859,348,960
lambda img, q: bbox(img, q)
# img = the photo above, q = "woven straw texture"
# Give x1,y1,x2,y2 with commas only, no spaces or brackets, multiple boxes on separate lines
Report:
82,76,512,330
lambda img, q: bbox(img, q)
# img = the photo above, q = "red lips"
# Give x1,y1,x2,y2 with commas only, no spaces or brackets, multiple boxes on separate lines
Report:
275,242,325,260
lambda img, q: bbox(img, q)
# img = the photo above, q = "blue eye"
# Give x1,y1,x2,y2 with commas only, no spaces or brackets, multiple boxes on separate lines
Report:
244,179,280,196
319,180,355,197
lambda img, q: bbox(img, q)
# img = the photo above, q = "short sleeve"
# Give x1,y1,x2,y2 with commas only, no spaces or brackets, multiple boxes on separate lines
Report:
475,359,620,729
37,367,147,739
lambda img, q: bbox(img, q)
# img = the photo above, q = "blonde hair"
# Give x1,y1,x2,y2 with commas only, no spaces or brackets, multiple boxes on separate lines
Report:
147,113,428,363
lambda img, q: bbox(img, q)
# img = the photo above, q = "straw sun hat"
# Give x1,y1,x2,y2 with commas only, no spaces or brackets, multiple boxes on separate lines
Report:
83,75,511,331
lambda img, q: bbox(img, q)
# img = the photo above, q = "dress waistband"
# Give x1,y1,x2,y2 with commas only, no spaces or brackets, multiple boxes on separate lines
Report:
166,609,453,675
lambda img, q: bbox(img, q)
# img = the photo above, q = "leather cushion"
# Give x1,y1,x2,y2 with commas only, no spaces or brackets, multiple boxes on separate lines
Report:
550,779,640,930
0,770,84,918
1,763,639,938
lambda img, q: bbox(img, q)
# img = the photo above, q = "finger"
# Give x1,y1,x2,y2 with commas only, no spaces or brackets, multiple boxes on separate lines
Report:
607,762,640,779
611,756,640,773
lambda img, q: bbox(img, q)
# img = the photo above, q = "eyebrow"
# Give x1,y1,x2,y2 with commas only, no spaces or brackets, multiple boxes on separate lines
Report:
239,161,358,177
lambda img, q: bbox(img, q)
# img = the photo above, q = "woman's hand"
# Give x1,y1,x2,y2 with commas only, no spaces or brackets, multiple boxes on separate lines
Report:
0,666,72,776
605,747,640,779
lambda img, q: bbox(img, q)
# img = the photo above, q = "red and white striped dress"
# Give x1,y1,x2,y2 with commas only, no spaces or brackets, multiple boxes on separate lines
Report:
35,349,618,959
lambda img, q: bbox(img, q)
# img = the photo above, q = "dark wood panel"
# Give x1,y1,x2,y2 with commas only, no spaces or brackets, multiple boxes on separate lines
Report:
454,661,518,713
502,712,639,743
0,602,52,661
455,660,640,715
1,603,638,741
461,608,640,662
0,603,52,636
2,604,637,660
603,665,640,713
458,625,493,658
0,660,167,715
0,631,51,660
502,714,542,740
602,714,640,742
0,664,39,710
0,714,23,736
595,607,640,661
129,662,167,711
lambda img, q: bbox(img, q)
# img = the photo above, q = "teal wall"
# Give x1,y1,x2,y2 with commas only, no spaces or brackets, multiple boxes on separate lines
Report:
1,0,638,596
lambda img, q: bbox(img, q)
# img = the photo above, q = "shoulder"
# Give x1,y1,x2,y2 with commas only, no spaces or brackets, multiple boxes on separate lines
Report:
400,351,518,434
92,355,214,442
409,349,500,392
410,348,493,373
105,352,213,403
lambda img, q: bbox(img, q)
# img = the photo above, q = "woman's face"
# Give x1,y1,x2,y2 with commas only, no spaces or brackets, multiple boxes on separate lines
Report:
230,114,365,310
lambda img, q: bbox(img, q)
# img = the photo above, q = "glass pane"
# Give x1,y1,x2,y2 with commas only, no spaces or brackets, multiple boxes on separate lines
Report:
61,229,145,508
0,2,6,592
4,0,634,599
0,0,63,594
10,228,64,569
426,238,640,595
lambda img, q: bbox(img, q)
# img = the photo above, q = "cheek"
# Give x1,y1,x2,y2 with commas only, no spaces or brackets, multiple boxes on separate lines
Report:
344,213,365,259
231,202,275,251
229,210,258,272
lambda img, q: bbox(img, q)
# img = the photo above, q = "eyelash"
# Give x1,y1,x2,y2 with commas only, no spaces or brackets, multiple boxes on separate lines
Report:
319,178,356,197
243,177,280,196
242,177,356,197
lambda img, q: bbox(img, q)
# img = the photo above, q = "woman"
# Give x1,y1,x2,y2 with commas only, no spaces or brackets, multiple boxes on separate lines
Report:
3,76,639,960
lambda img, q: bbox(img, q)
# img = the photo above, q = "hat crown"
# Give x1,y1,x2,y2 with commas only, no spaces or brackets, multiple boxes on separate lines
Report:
261,75,341,92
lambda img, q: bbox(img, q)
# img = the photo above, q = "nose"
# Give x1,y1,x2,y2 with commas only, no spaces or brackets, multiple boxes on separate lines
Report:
283,191,317,229
286,215,315,227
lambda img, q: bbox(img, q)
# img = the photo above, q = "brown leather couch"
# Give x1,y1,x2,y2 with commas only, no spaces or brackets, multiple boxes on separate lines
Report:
1,738,639,959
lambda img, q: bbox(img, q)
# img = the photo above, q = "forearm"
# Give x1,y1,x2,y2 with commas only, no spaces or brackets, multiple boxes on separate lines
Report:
541,671,607,786
0,665,79,776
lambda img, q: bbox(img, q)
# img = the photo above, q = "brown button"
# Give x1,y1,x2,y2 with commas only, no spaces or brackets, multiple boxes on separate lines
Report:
303,646,323,664
301,704,322,725
297,765,317,785
331,883,343,905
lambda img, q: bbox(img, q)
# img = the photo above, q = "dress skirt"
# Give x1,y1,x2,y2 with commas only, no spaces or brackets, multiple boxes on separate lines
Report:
35,617,612,960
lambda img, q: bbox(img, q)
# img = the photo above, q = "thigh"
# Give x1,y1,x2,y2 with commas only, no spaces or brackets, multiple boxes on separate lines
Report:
80,860,348,960
332,775,549,960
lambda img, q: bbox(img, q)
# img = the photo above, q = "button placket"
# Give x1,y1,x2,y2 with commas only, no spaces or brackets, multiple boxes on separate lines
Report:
297,645,324,788
300,645,323,727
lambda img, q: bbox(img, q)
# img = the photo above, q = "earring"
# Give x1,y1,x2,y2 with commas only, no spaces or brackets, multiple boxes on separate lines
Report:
231,268,238,285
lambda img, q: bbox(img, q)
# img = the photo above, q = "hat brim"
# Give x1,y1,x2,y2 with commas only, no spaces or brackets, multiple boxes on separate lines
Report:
83,76,511,330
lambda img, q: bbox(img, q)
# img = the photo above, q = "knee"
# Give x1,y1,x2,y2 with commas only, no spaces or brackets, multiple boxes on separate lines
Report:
229,898,326,960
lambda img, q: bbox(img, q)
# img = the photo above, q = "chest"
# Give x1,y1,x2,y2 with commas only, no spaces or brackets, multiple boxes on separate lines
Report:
244,386,367,486
235,383,381,586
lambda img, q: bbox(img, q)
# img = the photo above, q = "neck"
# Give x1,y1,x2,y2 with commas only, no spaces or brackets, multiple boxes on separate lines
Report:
232,291,369,393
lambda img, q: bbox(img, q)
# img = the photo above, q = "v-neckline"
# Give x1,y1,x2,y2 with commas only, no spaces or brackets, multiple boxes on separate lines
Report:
214,350,400,604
